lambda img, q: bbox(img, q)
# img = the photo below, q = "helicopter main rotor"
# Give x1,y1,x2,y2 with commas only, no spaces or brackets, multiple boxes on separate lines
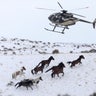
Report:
57,1,85,18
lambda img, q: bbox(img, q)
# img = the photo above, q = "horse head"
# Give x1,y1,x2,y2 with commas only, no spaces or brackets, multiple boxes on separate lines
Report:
49,56,55,60
58,62,66,68
22,66,26,71
79,55,85,59
39,76,43,81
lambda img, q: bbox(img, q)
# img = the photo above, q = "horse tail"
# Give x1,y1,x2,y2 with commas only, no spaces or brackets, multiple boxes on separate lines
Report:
45,67,53,73
31,69,34,75
15,82,19,86
67,61,72,64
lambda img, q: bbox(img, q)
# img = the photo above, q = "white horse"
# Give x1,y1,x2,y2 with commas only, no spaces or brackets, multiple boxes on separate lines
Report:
30,77,43,87
12,66,26,79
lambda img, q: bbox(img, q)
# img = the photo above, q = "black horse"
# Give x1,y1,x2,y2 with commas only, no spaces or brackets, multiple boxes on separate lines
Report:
15,79,33,90
67,55,85,68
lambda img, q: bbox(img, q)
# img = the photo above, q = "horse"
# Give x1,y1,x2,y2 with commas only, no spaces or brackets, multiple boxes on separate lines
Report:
12,66,26,79
31,65,45,75
45,62,66,78
30,76,43,87
67,55,85,68
37,56,54,68
15,79,33,90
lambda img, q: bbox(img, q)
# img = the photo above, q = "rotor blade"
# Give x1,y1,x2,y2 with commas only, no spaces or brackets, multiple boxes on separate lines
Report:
57,1,63,9
36,7,56,11
74,6,89,10
71,13,86,18
69,6,89,11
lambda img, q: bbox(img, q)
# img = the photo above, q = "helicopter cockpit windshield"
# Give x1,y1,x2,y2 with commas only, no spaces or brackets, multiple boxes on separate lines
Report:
48,12,73,24
48,13,63,23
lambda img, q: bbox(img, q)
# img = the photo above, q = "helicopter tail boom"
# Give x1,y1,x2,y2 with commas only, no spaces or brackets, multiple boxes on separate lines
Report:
78,18,96,29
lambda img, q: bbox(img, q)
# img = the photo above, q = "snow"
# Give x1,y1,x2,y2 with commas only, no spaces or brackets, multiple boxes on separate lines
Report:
0,50,96,96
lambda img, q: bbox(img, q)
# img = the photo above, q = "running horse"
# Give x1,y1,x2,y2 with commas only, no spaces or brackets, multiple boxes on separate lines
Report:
31,65,45,75
12,66,26,79
67,55,85,68
15,79,33,90
37,56,55,68
45,62,66,78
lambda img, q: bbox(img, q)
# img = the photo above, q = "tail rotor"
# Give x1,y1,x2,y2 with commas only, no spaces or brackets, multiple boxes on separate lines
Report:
93,18,96,29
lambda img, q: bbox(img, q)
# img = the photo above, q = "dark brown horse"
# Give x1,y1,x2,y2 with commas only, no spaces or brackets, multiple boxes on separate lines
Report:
67,55,85,68
37,56,54,68
31,65,45,75
45,62,66,78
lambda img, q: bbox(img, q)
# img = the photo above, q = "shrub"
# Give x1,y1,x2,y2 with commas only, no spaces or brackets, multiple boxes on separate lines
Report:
52,49,59,54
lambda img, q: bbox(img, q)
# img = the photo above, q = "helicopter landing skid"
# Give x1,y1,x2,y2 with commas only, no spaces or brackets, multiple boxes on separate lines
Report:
44,28,64,34
49,23,69,29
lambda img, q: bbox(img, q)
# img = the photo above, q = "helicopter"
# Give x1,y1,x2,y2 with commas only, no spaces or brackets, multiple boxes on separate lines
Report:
43,2,96,34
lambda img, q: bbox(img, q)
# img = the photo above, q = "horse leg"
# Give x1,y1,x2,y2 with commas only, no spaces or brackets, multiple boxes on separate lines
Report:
47,63,50,67
35,71,37,74
70,64,73,68
70,63,75,68
51,73,54,78
16,84,21,89
12,73,17,79
31,70,34,75
46,64,49,68
57,74,59,77
35,84,38,88
62,72,64,76
22,73,25,77
41,69,43,73
80,61,82,64
26,86,28,90
53,74,55,78
29,85,33,90
21,73,25,78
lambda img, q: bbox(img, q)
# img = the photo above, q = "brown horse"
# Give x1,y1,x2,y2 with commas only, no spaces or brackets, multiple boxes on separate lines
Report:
37,56,54,68
45,62,66,78
67,55,85,68
31,65,45,75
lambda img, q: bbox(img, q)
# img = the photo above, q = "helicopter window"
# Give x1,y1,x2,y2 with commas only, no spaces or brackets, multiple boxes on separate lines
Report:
48,12,73,23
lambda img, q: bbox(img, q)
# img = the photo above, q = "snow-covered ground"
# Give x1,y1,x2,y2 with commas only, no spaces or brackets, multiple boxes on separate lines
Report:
0,53,96,96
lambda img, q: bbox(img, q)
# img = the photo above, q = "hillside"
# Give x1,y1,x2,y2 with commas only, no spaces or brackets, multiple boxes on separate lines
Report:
0,37,96,55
